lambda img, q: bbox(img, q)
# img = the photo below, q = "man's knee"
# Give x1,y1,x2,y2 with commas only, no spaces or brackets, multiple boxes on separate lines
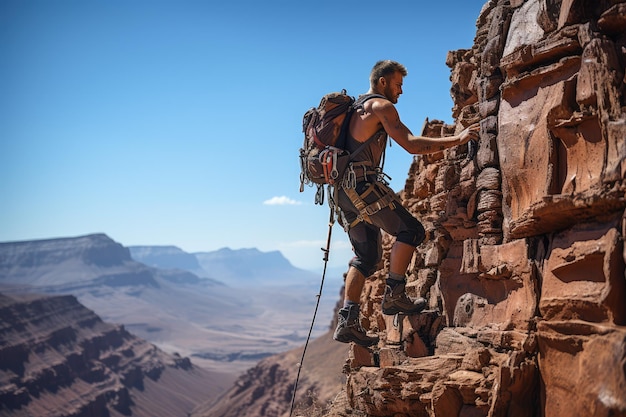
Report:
349,254,382,278
396,220,426,247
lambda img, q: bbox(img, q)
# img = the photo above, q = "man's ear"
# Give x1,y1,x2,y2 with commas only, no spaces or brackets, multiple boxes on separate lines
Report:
378,76,387,87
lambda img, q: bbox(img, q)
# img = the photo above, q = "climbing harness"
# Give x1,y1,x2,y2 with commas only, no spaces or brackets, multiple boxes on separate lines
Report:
342,182,398,228
340,163,399,229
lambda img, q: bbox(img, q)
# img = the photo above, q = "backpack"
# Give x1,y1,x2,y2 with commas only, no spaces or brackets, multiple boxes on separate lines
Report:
299,91,384,197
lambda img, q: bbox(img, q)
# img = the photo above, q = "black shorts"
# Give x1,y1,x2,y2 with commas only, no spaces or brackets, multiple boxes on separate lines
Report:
338,180,425,277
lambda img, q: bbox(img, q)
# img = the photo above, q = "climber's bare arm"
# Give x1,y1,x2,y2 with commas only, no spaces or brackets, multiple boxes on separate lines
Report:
372,99,480,154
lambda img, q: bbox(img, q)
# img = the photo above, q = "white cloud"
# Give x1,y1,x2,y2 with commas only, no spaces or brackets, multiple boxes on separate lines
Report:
263,196,302,206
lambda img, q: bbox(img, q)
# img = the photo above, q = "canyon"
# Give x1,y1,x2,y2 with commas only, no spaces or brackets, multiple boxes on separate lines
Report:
0,234,338,374
1,0,625,416
0,292,234,417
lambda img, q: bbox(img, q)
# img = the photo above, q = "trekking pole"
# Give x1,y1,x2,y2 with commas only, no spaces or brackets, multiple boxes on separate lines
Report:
288,203,335,417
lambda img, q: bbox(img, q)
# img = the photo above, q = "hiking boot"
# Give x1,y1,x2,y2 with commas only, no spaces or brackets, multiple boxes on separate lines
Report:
333,306,379,347
381,282,427,315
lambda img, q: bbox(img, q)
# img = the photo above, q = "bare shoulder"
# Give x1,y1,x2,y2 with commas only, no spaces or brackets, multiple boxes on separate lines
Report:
351,97,390,141
368,97,397,117
366,96,392,110
368,98,399,129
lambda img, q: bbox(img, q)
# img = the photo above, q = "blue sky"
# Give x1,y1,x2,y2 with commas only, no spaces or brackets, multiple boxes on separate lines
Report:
1,0,486,271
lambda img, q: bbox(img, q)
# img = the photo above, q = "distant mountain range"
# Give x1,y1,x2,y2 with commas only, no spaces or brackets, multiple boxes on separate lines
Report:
128,245,318,286
0,233,343,374
129,244,205,274
0,234,218,289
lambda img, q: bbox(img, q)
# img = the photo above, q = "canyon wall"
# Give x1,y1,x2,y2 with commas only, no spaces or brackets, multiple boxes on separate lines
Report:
0,292,233,417
328,1,626,416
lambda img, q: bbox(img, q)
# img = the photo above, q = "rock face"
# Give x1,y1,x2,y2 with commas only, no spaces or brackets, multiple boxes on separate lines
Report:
325,1,626,416
0,292,233,417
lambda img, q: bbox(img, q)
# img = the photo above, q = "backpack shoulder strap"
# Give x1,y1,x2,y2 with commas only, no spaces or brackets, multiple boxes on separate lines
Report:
335,93,386,150
353,93,386,110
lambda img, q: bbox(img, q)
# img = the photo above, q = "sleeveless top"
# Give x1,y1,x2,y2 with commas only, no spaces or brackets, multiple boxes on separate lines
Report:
344,94,388,169
345,129,387,167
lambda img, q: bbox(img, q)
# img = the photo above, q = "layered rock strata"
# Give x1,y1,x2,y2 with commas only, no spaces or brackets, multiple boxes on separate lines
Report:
0,293,231,417
327,1,626,416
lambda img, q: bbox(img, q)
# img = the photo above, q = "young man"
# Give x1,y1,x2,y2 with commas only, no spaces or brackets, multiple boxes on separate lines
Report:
333,60,480,347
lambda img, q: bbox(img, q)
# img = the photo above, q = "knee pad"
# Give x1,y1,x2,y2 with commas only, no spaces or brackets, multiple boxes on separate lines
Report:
397,220,426,247
349,242,382,277
349,256,381,278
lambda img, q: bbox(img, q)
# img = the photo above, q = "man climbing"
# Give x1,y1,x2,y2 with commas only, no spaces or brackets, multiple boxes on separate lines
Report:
333,60,480,347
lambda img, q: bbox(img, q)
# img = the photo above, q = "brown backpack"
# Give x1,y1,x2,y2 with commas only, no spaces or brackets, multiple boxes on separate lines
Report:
299,91,384,198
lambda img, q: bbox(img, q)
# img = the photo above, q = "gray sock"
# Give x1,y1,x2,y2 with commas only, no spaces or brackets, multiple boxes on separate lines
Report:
386,272,405,289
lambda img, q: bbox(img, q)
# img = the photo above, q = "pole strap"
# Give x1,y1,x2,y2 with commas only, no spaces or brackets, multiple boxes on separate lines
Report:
288,207,334,416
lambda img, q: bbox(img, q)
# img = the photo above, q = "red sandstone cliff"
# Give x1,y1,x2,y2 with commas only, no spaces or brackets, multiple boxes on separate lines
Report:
201,1,626,416
324,0,626,416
